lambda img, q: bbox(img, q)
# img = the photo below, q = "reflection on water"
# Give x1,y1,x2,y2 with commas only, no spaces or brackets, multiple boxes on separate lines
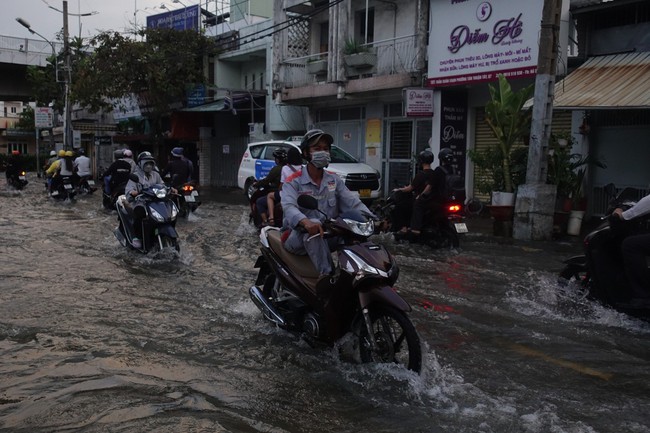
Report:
0,182,648,432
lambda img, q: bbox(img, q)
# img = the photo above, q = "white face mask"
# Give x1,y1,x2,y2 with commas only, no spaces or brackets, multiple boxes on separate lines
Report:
310,151,331,169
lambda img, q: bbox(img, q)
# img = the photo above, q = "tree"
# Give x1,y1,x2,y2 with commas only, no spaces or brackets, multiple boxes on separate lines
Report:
72,28,218,139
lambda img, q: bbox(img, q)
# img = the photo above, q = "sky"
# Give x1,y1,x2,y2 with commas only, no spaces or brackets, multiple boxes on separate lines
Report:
3,0,219,42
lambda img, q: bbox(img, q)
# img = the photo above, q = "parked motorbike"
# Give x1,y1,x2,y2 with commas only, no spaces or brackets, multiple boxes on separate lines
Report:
77,176,97,195
7,170,28,190
114,174,180,253
559,183,650,318
373,190,467,248
50,175,77,201
172,181,201,217
250,194,422,372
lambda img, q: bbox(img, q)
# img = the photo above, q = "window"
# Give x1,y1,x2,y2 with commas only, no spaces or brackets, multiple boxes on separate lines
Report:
355,7,374,44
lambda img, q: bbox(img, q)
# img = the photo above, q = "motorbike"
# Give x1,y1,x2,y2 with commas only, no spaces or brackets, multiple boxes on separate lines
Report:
50,175,77,201
114,174,180,253
7,170,28,190
559,183,650,318
102,180,128,211
250,194,422,372
373,189,467,248
77,176,97,195
172,181,201,217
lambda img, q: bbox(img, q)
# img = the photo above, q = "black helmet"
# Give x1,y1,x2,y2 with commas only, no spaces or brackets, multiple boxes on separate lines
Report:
272,148,287,161
300,129,334,151
439,147,454,164
417,149,434,165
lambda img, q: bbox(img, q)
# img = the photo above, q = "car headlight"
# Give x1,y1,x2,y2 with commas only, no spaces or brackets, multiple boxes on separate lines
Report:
343,218,374,237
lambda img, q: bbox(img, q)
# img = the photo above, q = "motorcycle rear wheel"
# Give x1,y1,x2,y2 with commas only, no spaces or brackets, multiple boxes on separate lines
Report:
359,305,422,373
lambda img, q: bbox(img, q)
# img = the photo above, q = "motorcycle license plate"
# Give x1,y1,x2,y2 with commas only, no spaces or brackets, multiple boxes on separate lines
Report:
87,180,95,186
184,194,196,203
454,222,468,233
359,188,371,198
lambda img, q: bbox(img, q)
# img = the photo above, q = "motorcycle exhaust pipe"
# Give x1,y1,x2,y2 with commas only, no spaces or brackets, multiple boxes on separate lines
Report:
249,286,287,327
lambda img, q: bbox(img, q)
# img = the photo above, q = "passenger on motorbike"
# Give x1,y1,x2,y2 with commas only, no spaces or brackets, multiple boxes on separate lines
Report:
613,193,650,307
254,148,286,226
266,147,303,226
281,129,372,294
125,152,169,249
103,149,134,195
73,148,92,190
5,150,24,186
392,149,444,241
161,147,193,189
50,150,75,193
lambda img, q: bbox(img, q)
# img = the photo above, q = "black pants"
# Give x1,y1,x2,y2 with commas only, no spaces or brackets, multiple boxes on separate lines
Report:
621,233,650,299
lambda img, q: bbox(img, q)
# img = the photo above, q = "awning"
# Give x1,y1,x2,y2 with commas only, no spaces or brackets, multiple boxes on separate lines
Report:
182,99,226,112
551,52,650,109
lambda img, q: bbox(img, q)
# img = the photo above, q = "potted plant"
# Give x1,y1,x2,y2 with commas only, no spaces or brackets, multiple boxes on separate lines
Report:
469,74,532,207
342,38,376,69
546,131,606,235
306,56,328,75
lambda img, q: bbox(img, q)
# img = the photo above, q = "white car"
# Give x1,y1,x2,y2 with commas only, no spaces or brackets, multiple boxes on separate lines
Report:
237,140,381,202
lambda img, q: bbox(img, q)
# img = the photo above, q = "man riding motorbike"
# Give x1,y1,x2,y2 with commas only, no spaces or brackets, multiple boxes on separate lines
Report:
124,152,169,249
613,193,650,308
281,129,372,295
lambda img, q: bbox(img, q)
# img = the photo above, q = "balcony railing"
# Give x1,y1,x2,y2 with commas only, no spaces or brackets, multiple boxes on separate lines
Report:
280,34,419,88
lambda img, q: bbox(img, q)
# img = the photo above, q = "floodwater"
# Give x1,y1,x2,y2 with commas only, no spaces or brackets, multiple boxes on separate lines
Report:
1,178,649,433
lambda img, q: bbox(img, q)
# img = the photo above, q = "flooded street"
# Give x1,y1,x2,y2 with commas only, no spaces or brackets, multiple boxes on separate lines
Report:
1,180,649,433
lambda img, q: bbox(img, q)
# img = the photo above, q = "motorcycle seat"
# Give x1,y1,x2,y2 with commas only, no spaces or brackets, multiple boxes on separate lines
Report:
266,229,320,280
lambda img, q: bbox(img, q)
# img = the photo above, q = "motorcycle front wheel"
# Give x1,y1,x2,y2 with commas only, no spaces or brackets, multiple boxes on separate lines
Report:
359,305,422,373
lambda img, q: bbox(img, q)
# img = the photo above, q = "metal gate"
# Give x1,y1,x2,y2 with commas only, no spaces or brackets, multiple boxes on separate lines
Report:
208,136,250,187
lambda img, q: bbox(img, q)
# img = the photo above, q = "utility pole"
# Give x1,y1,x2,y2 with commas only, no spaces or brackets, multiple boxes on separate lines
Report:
63,0,73,150
513,0,563,240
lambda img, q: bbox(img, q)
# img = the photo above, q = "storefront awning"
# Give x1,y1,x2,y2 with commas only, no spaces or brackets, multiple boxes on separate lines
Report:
551,52,650,109
182,99,226,112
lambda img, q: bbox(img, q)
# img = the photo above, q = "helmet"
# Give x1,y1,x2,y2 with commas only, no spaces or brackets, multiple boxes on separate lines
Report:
272,148,287,161
122,149,133,158
438,147,454,164
300,129,334,151
137,151,155,171
58,150,66,157
65,151,74,157
50,150,57,156
137,151,153,163
171,147,184,157
417,149,434,165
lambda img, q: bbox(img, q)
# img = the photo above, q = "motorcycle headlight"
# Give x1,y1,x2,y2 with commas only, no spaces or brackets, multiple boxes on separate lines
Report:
153,187,168,199
343,218,374,237
150,207,165,222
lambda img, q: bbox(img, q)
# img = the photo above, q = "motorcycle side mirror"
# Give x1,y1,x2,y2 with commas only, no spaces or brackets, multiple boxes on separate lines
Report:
297,194,318,210
129,173,140,183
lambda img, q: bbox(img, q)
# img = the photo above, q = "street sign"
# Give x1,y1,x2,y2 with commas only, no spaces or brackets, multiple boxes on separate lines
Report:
34,107,54,128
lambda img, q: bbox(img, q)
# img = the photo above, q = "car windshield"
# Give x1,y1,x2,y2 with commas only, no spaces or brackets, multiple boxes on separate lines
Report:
330,146,358,163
